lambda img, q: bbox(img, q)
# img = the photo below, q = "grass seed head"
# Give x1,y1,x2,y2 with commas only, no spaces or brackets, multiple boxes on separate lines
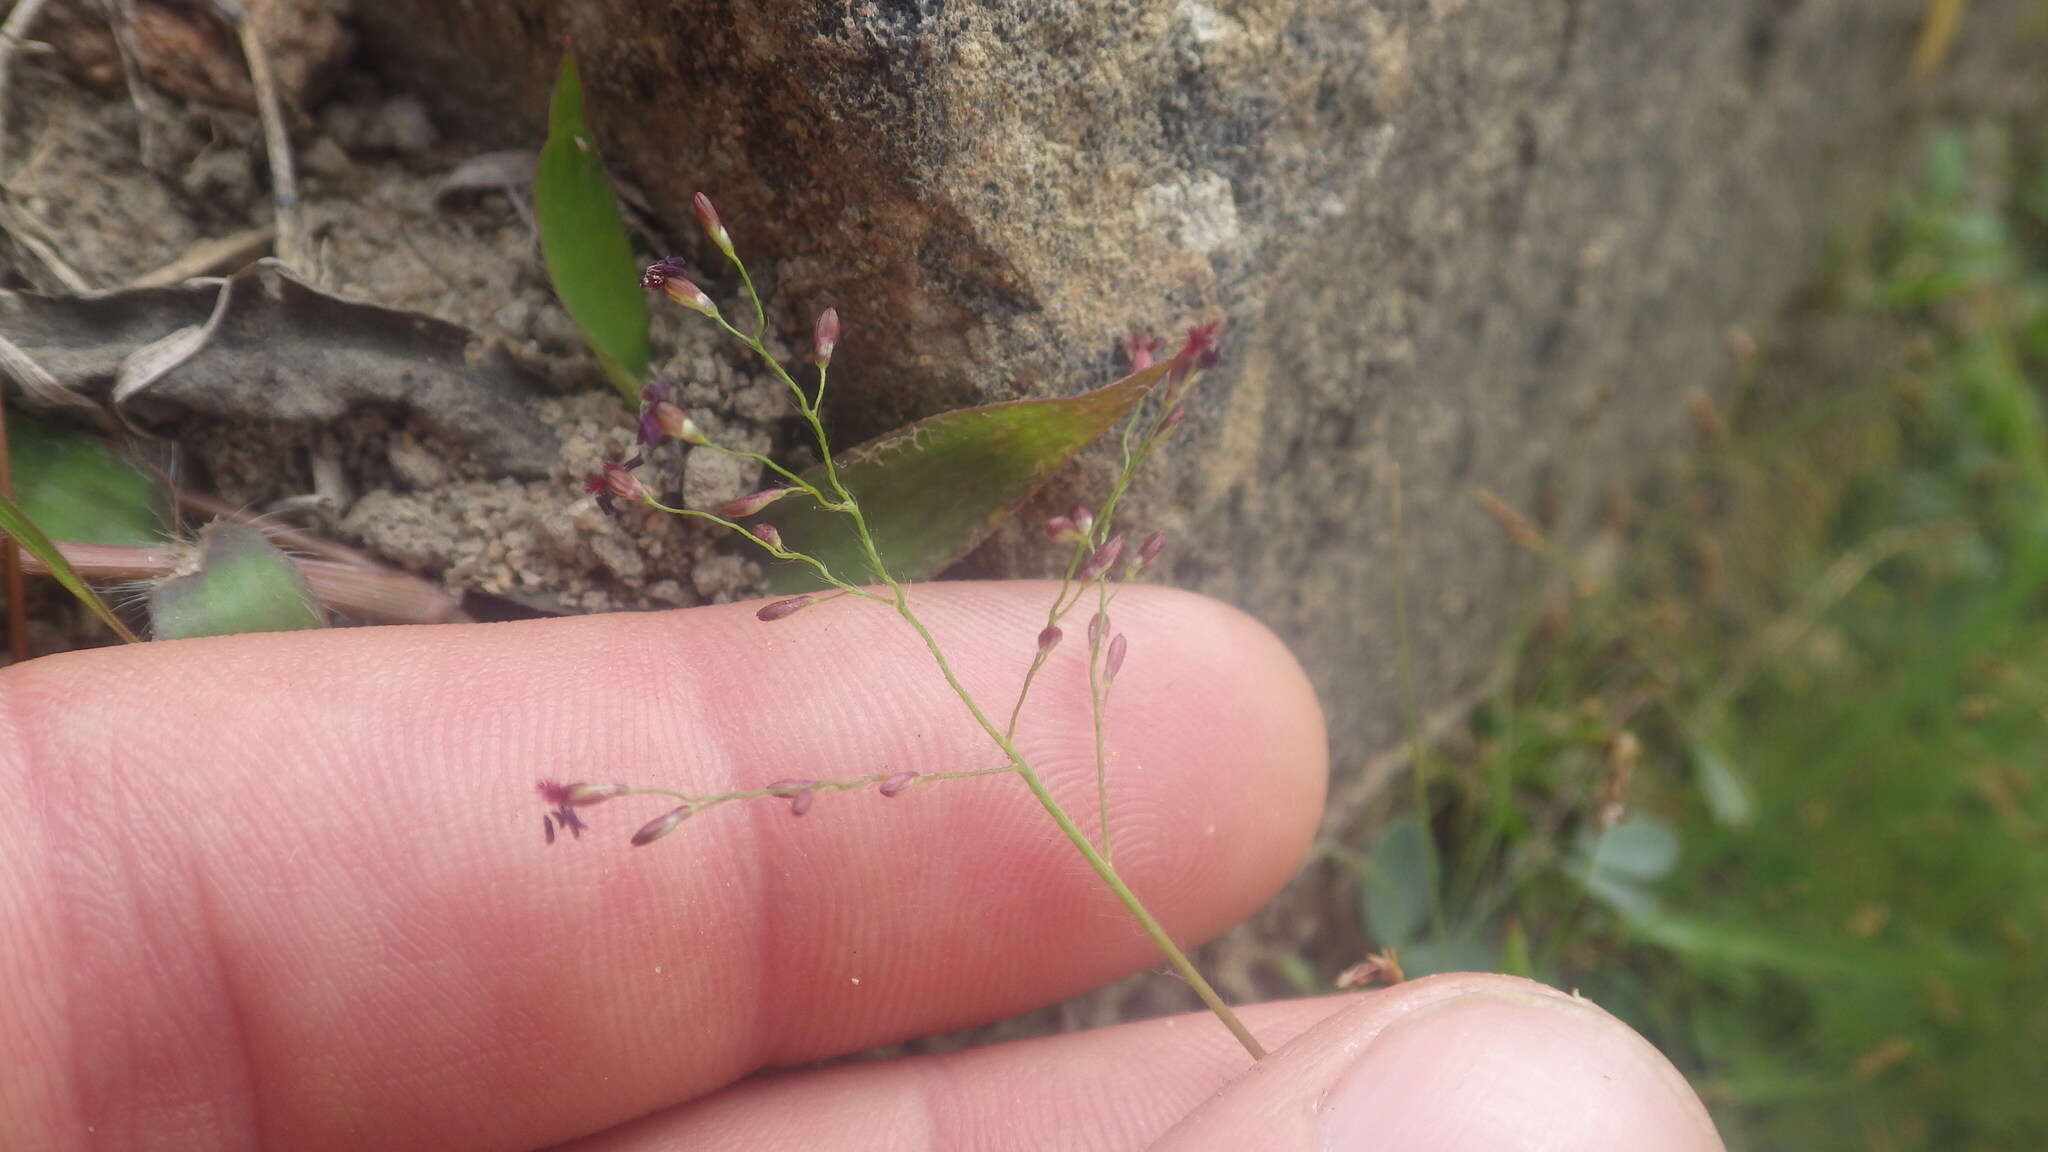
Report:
756,594,812,622
812,307,840,365
631,805,692,846
692,191,733,255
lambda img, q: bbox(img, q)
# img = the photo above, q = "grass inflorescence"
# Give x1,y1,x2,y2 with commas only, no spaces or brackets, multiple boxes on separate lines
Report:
537,195,1264,1058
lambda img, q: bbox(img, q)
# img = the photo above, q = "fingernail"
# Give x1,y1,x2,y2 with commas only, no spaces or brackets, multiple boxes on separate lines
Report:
1319,986,1717,1151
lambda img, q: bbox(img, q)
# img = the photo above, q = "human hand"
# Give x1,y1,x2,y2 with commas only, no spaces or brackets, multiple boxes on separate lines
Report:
0,583,1722,1150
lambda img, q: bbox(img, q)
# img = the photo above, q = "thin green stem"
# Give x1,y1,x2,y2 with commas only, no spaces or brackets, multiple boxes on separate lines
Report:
1001,393,1168,758
706,443,827,501
666,255,1261,1059
643,498,877,598
1064,398,1178,863
709,313,864,544
713,314,813,415
883,585,1266,1060
624,764,1015,811
1089,577,1112,859
822,447,1261,1057
1092,402,1171,540
1004,649,1052,740
728,250,769,341
1003,540,1091,740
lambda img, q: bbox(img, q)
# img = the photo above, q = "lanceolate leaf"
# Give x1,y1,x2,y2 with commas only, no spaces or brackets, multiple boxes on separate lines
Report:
535,49,650,402
760,359,1174,592
0,492,139,643
149,521,326,640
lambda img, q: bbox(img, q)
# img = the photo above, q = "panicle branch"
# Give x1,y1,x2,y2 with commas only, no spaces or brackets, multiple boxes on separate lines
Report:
537,766,1010,847
538,197,1262,1060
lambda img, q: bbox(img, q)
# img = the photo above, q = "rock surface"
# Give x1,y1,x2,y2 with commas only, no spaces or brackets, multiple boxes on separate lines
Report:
353,0,2043,796
39,0,350,110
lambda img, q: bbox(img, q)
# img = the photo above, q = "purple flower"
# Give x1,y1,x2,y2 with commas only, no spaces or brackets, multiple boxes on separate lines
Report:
581,455,646,515
536,779,589,843
637,379,673,446
639,257,692,290
642,259,718,316
1125,331,1164,372
1178,321,1222,369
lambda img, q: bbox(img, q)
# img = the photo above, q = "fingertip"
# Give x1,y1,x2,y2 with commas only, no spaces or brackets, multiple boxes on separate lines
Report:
1157,974,1724,1152
1143,585,1330,800
1098,585,1329,933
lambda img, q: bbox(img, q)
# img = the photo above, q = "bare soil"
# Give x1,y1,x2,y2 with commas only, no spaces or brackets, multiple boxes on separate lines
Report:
5,58,792,618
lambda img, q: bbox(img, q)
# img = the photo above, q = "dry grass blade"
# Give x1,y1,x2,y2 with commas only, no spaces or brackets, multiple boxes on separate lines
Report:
174,2,298,269
95,0,158,164
0,196,92,292
127,227,274,288
0,2,91,297
0,0,53,182
172,488,376,568
225,6,301,269
294,557,466,624
17,539,175,580
23,538,467,626
0,328,101,414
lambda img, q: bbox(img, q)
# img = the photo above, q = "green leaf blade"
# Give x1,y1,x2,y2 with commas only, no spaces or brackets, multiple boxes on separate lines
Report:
0,492,140,643
535,50,651,402
761,359,1174,592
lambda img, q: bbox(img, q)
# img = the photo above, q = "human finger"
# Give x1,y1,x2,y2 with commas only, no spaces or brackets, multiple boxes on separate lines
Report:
557,976,1720,1152
0,582,1326,1151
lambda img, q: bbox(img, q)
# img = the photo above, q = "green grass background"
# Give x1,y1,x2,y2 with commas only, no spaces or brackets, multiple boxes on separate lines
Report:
1350,124,2048,1151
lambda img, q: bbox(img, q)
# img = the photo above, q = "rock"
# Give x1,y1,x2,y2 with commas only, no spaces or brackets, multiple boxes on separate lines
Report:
689,553,750,601
39,0,351,111
317,101,370,151
299,136,354,180
386,431,449,490
680,437,760,512
348,0,2047,783
179,146,255,207
373,95,437,156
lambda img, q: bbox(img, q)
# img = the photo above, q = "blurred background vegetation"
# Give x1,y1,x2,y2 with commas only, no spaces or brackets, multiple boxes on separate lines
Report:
1343,123,2048,1150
